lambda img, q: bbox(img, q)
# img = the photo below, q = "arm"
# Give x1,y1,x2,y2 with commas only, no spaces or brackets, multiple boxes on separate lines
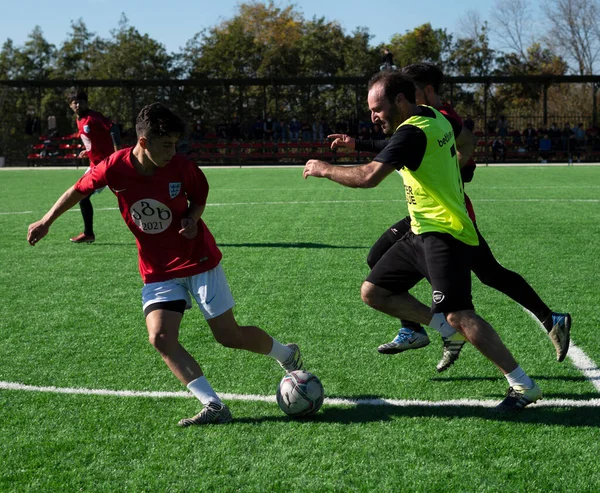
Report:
328,134,389,153
179,202,205,239
27,186,88,245
455,125,476,168
109,124,121,152
303,159,395,188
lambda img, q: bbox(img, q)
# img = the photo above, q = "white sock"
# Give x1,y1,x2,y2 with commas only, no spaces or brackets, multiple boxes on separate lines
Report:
505,366,534,389
429,313,457,338
187,376,221,405
267,338,292,363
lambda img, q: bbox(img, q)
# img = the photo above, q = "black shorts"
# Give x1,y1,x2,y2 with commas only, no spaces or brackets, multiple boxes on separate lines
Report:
366,231,474,313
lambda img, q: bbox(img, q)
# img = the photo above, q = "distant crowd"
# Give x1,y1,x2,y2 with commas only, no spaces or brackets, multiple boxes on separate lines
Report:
188,116,386,144
481,115,600,162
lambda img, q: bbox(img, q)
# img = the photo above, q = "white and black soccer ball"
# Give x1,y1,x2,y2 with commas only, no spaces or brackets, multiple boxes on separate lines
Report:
276,370,324,417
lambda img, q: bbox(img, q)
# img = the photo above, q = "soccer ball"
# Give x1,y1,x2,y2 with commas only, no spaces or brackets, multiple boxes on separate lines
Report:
276,370,324,417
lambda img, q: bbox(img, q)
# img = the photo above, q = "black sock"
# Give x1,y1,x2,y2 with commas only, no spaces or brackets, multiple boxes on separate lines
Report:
80,196,94,236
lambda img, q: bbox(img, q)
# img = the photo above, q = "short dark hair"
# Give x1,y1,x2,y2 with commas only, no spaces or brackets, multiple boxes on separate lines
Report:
135,103,185,138
399,63,444,94
65,87,88,103
368,71,416,104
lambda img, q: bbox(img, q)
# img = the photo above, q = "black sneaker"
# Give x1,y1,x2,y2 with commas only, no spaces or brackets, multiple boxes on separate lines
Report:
549,313,571,362
493,382,542,412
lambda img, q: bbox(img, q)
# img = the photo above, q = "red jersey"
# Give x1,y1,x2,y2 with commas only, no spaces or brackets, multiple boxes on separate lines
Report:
439,103,477,223
74,148,222,283
77,109,115,166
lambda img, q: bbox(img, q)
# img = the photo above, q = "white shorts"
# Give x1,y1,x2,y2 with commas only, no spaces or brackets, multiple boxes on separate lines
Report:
141,264,235,320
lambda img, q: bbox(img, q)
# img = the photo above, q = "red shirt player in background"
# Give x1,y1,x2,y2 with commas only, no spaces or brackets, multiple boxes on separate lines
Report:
66,88,120,243
27,103,304,426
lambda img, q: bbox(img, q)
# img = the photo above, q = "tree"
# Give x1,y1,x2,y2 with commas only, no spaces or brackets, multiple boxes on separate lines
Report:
54,19,100,79
13,26,55,80
490,0,533,61
86,14,174,129
495,43,568,108
388,23,453,69
544,0,600,75
447,22,495,76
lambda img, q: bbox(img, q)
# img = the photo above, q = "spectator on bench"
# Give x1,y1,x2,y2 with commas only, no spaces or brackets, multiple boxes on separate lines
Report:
539,133,552,163
492,137,506,162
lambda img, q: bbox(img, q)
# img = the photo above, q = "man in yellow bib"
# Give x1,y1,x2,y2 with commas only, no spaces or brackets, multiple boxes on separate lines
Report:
303,70,541,412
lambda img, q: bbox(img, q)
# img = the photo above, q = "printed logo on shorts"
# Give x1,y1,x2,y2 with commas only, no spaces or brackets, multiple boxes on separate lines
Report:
169,182,181,198
130,199,173,234
432,291,445,304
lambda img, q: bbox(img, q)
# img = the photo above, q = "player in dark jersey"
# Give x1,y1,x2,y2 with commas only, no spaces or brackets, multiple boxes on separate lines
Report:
330,63,571,372
27,103,304,426
304,70,541,411
66,88,120,244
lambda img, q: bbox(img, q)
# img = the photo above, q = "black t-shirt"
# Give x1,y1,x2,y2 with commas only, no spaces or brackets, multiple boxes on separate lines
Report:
356,106,462,171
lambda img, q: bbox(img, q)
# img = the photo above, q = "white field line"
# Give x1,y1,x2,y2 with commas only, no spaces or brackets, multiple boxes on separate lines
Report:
2,196,600,217
0,380,599,408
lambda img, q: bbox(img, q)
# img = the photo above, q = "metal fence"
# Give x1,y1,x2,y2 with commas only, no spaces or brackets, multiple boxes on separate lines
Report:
1,75,599,165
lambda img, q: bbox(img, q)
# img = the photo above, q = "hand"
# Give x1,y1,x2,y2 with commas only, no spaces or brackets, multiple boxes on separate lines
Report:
303,159,329,179
179,217,198,239
328,133,356,150
27,220,49,246
78,150,87,159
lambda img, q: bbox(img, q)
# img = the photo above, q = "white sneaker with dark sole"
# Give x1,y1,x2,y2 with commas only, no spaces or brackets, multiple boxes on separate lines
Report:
377,328,430,354
279,343,304,372
178,402,232,427
436,332,466,372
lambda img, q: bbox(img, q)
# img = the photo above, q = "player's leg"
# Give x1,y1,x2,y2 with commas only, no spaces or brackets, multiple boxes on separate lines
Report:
367,217,427,351
143,282,231,426
366,217,411,269
206,309,302,371
425,233,541,411
446,309,542,411
70,195,95,243
190,264,303,372
362,233,457,354
471,225,570,361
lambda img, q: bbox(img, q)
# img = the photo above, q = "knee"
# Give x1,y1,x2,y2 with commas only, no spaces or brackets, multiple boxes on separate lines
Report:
361,282,381,308
148,330,177,353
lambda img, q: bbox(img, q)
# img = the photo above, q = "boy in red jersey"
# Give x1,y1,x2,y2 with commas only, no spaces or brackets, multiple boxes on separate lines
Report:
66,88,120,244
27,103,304,426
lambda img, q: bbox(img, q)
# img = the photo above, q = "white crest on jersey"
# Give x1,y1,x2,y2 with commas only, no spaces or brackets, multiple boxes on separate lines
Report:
169,182,181,199
130,198,173,234
83,125,91,134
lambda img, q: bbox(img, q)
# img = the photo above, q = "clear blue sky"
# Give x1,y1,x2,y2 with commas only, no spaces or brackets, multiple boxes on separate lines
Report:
0,0,542,54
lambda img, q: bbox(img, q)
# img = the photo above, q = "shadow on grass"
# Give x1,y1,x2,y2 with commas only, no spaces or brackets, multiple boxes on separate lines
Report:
73,241,366,249
219,242,367,249
431,375,592,384
232,397,600,428
315,403,600,427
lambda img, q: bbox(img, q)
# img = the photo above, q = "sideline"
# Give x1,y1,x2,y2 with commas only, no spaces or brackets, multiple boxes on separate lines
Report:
0,380,598,408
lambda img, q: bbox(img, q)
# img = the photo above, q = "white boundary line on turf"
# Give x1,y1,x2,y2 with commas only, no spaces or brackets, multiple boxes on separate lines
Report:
524,309,600,392
0,380,599,408
2,196,600,216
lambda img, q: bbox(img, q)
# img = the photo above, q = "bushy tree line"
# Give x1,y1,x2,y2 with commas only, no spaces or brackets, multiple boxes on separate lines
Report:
1,0,598,159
